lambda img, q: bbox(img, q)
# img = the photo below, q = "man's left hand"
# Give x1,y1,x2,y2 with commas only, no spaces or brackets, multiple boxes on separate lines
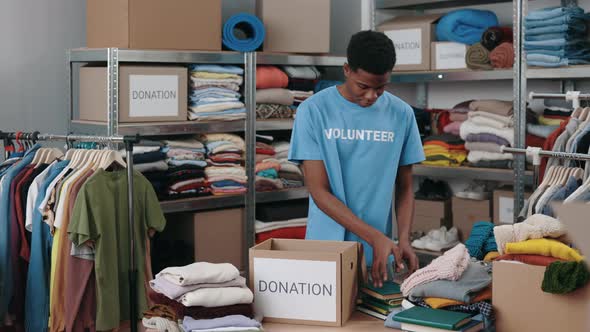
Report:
398,241,419,274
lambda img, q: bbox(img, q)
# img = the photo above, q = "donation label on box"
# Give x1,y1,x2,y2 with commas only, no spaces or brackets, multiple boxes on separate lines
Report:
385,29,422,65
498,196,515,224
253,257,337,322
129,75,180,118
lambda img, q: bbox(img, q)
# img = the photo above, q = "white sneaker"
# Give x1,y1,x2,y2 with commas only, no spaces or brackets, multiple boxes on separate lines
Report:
412,226,447,249
424,227,460,252
455,182,490,200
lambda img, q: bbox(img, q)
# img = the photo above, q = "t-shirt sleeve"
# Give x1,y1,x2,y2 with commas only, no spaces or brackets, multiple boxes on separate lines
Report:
144,180,166,232
288,103,322,164
68,185,97,246
399,108,426,166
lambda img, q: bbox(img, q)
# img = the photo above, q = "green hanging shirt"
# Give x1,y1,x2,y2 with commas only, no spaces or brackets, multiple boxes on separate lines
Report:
68,169,166,331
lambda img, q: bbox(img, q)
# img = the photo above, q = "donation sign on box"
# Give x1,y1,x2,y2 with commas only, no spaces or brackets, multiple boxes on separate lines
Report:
253,258,337,322
129,75,180,118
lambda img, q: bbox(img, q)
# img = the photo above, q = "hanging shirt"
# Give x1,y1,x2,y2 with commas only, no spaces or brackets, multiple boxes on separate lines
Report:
25,159,69,332
68,170,166,331
25,161,57,232
289,86,425,266
0,144,40,320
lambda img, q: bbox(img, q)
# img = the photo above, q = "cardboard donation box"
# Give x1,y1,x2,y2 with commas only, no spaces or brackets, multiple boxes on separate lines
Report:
249,239,360,327
431,42,467,70
451,197,491,241
79,65,187,123
413,199,452,233
378,14,441,71
87,0,222,50
257,0,331,53
493,189,531,225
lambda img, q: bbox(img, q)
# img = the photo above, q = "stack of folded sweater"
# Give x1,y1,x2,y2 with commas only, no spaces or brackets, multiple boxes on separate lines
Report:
273,141,304,188
256,66,295,120
153,137,211,200
128,142,169,174
283,65,318,107
428,108,451,136
189,64,246,121
444,102,471,136
422,134,467,167
255,138,284,192
525,6,590,68
200,133,247,196
147,262,256,331
493,214,588,294
460,100,515,169
255,218,308,244
400,244,494,321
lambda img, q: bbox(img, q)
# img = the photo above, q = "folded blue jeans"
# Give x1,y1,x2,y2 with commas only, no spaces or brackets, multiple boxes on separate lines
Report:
525,38,588,50
526,6,584,21
525,20,587,36
525,31,586,41
525,11,589,28
528,58,590,67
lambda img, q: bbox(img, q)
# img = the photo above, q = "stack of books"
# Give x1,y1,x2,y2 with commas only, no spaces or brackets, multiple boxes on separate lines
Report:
356,281,404,320
393,306,484,332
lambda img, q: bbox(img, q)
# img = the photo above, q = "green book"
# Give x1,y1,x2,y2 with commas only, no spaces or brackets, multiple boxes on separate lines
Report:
392,306,473,330
361,280,402,300
361,296,401,312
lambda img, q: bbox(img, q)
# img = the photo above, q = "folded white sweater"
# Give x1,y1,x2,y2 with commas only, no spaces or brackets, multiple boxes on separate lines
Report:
157,262,240,286
255,218,308,234
179,286,254,307
460,120,515,147
468,111,513,127
493,214,567,254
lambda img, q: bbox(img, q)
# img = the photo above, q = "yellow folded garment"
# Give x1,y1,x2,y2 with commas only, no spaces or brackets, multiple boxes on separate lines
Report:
484,251,500,262
425,287,493,309
191,72,241,80
538,116,565,126
505,238,583,262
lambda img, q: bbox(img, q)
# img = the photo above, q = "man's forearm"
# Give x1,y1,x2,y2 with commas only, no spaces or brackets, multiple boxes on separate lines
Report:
311,189,381,246
396,178,415,244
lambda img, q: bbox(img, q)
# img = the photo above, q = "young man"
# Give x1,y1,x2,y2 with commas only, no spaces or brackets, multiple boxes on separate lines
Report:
288,30,425,287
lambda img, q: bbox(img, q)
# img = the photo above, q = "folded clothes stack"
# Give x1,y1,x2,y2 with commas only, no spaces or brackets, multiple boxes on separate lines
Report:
146,262,257,331
255,66,296,120
421,134,467,167
255,137,284,192
189,64,246,121
444,101,472,137
126,142,169,174
428,108,451,136
274,141,304,188
524,6,590,67
200,133,247,196
255,218,307,244
283,65,319,107
460,100,515,169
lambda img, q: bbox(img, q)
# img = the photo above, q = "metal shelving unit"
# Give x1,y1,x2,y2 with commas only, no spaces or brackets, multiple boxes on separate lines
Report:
376,0,513,10
390,69,513,83
70,120,247,136
414,165,533,184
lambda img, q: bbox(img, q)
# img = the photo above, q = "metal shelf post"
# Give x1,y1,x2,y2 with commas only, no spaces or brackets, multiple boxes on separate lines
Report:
244,52,256,275
513,0,527,218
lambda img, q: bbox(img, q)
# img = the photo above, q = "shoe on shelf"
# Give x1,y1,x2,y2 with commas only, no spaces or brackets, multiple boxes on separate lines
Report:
415,179,436,200
431,180,453,201
424,227,459,252
411,226,447,250
455,181,490,200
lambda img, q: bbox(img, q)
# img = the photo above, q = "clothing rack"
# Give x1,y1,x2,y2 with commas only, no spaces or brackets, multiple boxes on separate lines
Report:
0,131,142,332
501,146,590,188
529,91,590,109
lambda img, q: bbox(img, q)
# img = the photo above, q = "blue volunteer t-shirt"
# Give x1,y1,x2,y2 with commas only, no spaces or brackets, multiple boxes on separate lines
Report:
288,86,425,266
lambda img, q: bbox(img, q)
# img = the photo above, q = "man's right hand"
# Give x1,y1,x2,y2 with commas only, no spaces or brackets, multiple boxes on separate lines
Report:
370,233,404,288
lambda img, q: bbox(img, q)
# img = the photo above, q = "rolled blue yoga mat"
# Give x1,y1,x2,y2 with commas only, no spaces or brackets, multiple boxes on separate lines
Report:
222,13,265,52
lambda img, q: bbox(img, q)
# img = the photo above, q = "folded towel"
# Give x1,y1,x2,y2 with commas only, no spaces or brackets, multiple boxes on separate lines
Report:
182,315,260,332
190,101,245,114
436,9,499,45
256,66,289,89
255,88,294,105
469,100,514,116
481,27,513,51
490,42,515,68
468,111,513,127
281,66,321,80
201,133,246,149
179,287,254,307
192,72,242,80
460,120,514,146
466,43,493,70
156,262,240,286
192,80,241,92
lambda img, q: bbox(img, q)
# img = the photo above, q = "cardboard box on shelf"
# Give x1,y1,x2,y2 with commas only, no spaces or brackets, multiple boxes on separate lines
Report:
451,197,492,241
87,0,221,50
431,42,467,70
493,189,531,225
413,199,452,233
256,0,330,53
160,209,245,270
249,239,360,327
493,261,590,332
377,14,441,71
79,65,188,123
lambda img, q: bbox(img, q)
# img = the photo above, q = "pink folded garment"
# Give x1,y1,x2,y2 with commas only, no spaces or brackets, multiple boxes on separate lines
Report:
449,112,468,122
443,121,463,136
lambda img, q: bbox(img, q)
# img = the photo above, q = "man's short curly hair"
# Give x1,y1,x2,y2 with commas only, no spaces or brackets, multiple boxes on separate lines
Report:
347,30,396,75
